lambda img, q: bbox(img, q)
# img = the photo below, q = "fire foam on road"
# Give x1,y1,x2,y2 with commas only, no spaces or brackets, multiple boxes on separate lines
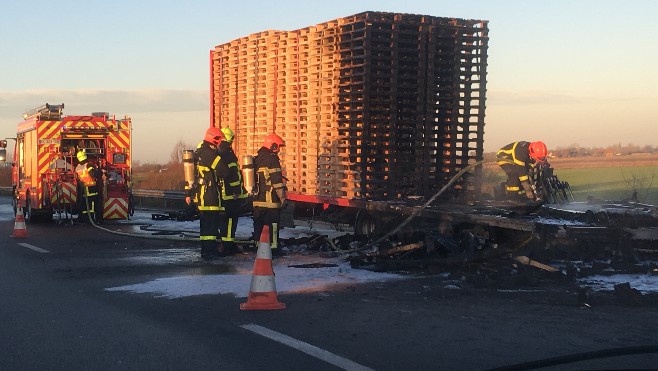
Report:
105,259,404,299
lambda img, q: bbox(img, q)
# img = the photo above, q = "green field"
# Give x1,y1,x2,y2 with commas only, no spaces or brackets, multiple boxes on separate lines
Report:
550,166,658,205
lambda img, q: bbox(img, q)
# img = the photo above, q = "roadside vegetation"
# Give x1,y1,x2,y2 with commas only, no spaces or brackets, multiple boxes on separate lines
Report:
2,142,657,204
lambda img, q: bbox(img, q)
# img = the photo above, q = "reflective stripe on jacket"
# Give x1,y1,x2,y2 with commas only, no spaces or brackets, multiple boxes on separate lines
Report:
194,141,222,211
496,141,531,167
217,142,246,201
253,146,284,209
76,163,97,187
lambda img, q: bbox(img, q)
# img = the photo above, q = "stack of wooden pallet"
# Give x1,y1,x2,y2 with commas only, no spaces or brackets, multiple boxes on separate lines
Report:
211,11,488,202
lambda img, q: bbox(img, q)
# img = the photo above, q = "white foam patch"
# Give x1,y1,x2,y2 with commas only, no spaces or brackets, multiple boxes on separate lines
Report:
106,261,404,298
577,273,658,293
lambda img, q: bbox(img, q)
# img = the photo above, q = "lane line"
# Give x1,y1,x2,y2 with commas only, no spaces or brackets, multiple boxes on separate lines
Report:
18,243,50,254
241,323,374,371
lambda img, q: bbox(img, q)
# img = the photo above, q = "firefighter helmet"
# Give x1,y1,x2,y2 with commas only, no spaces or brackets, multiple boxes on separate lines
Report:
528,141,548,162
263,133,285,153
204,127,225,146
76,150,87,162
221,127,235,143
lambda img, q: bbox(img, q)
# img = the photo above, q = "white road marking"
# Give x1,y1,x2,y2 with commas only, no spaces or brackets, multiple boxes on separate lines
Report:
241,323,374,371
18,243,50,253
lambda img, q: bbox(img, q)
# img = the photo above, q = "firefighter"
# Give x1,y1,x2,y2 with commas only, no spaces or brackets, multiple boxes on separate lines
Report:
217,127,247,256
252,133,286,255
75,150,101,223
496,141,547,201
185,127,226,260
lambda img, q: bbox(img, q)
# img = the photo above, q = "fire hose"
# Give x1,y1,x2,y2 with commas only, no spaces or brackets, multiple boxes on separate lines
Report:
81,190,199,241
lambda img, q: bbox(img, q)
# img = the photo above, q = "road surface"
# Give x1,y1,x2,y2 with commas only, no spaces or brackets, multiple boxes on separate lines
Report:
1,197,658,370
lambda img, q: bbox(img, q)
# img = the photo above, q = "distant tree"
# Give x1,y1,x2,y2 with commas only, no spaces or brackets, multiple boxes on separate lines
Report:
136,164,185,190
170,140,191,165
132,141,193,190
621,168,655,202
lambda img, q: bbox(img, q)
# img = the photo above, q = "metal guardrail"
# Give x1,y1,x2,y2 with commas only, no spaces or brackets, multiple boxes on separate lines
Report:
0,186,186,198
0,187,187,209
132,189,186,209
132,189,186,200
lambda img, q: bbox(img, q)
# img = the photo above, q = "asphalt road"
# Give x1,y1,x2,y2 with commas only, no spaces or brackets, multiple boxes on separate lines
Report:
2,200,658,370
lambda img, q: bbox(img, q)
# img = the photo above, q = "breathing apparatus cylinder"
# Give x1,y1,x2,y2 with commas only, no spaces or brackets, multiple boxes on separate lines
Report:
182,150,195,190
241,155,255,195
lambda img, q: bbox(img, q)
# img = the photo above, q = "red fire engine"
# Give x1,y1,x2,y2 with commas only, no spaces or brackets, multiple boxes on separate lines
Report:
0,103,133,222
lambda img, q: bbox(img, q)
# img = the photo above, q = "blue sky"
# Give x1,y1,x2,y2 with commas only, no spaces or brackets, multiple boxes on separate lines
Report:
2,0,657,163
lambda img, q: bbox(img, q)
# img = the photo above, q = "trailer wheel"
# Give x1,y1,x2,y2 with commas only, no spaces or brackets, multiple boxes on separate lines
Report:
354,209,379,236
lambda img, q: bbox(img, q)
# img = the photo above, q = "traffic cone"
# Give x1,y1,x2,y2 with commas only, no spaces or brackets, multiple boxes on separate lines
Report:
11,208,28,238
240,225,286,310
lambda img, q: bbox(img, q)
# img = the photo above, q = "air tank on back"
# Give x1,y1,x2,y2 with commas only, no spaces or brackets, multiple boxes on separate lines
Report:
182,150,195,191
241,155,255,195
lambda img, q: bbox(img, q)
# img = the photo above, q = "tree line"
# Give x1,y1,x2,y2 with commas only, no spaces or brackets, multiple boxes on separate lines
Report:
2,141,657,190
550,143,657,158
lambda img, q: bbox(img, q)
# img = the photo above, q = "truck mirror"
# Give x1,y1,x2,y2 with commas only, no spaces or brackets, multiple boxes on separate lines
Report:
0,148,6,162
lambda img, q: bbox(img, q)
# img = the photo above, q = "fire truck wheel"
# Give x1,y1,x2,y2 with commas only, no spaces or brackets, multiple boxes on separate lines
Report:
23,196,31,221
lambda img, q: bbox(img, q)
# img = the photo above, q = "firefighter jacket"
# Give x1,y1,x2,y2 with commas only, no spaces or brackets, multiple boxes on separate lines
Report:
76,162,97,188
190,141,222,211
217,141,246,201
496,141,532,169
253,146,285,209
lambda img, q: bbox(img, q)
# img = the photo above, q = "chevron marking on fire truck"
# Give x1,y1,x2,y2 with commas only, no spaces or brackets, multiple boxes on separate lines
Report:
36,121,67,205
51,182,77,205
103,198,129,219
12,105,133,223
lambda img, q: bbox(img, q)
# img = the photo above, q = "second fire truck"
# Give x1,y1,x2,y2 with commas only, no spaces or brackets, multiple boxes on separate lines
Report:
0,103,133,222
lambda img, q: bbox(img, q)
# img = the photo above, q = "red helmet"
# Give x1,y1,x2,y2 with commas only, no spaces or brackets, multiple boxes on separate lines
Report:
204,127,225,146
528,141,547,162
263,133,285,153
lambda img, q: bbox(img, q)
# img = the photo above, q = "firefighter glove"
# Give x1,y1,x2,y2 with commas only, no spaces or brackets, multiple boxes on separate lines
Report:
521,181,536,200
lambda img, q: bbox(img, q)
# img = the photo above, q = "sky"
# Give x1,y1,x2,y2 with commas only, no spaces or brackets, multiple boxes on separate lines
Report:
1,0,657,163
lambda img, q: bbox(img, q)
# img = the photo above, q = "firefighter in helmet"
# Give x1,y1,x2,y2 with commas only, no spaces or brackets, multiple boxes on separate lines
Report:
252,133,286,255
217,127,247,256
185,127,226,260
75,150,102,223
496,141,547,201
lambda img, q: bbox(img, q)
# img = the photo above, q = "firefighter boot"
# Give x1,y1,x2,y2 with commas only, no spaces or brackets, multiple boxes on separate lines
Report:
201,242,220,260
218,241,238,256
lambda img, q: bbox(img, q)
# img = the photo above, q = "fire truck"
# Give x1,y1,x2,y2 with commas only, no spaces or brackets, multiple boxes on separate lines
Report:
0,103,133,222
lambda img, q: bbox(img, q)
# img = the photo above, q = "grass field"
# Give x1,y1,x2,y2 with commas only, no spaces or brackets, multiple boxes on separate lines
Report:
552,166,658,205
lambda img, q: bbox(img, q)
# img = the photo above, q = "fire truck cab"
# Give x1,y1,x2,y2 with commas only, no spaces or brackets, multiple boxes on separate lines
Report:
1,103,133,222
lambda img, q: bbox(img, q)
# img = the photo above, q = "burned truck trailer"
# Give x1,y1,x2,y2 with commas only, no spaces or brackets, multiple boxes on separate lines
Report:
205,11,658,263
210,11,488,233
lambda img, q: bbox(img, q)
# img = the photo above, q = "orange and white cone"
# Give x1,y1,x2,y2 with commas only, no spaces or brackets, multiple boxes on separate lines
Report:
240,225,286,310
11,208,28,238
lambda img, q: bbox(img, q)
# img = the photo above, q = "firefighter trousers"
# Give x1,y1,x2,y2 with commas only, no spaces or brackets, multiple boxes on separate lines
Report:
199,210,221,257
252,207,281,250
500,164,526,199
78,185,101,223
219,198,241,254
